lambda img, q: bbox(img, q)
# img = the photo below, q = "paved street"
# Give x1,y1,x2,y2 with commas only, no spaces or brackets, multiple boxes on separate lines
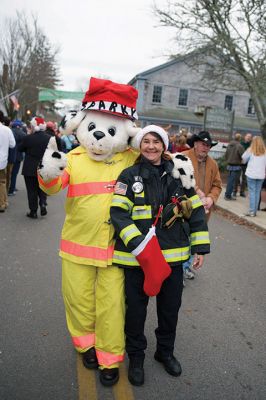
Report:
0,177,265,400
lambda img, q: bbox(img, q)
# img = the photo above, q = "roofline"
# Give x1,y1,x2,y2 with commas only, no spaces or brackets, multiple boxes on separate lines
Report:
128,47,212,85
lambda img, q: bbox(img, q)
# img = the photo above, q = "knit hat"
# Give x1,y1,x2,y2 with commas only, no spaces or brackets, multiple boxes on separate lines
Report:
31,117,46,131
81,77,138,120
135,125,169,150
11,119,23,128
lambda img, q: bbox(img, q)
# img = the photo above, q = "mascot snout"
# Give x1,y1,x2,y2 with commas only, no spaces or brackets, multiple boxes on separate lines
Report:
94,131,105,140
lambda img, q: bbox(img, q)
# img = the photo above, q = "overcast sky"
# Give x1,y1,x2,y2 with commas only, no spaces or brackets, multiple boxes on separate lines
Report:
1,0,177,91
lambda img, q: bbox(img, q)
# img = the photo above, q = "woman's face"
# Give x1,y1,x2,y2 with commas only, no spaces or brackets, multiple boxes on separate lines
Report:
140,133,164,165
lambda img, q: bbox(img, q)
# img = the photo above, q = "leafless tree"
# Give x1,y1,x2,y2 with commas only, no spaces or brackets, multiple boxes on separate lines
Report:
0,11,60,119
154,0,266,139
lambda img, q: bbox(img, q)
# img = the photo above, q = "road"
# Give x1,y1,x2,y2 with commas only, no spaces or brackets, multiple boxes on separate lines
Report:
0,177,265,400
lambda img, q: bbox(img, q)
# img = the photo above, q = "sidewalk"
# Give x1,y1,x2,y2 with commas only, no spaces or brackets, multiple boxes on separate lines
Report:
216,187,266,231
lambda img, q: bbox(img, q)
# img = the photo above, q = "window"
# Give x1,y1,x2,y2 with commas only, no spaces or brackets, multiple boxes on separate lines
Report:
152,85,162,103
178,88,188,106
247,98,256,115
224,95,233,111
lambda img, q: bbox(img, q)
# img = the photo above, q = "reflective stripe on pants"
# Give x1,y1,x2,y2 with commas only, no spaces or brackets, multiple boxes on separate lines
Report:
62,259,125,368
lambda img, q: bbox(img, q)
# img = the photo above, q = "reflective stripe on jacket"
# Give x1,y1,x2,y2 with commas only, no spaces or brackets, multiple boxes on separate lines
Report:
38,146,138,266
110,157,210,267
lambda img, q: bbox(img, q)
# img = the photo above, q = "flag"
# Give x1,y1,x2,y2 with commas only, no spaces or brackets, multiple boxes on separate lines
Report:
10,94,20,110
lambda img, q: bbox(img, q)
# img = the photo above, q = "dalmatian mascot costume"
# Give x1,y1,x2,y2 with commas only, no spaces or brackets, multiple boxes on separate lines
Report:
38,77,140,386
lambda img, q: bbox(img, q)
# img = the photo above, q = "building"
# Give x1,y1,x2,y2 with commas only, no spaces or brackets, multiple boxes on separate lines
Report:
128,51,260,141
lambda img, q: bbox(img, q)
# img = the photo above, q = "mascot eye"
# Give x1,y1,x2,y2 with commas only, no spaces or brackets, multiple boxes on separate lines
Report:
88,122,96,131
108,126,116,136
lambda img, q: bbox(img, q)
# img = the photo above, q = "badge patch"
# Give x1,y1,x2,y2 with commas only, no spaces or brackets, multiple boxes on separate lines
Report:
132,182,143,193
114,181,128,195
134,176,143,183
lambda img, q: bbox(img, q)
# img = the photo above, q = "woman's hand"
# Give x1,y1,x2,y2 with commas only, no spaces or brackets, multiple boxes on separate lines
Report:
192,254,204,270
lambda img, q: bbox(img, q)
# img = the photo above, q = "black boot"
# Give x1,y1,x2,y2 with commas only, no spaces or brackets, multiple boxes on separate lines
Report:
99,368,119,387
26,211,38,219
82,347,98,369
128,358,144,386
40,206,47,216
154,352,182,377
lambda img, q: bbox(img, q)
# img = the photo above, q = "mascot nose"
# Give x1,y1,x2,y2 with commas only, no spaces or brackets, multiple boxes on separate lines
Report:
93,131,105,141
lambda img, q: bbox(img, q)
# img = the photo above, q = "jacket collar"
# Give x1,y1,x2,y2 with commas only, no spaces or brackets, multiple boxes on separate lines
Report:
139,156,173,179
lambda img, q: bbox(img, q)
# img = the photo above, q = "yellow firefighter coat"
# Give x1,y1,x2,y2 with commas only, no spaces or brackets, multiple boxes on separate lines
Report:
39,146,138,267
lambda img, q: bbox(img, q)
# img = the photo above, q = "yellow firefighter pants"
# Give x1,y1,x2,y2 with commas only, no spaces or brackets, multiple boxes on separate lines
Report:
62,259,125,369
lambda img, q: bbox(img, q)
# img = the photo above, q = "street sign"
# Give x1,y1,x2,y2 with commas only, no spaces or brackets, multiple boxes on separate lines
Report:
204,107,234,132
38,88,83,102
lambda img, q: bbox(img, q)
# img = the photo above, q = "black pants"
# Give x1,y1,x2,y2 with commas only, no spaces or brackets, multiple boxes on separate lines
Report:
124,265,183,360
24,176,47,212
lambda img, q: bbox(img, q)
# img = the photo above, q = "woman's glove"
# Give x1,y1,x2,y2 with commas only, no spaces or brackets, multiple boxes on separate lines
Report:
161,196,193,228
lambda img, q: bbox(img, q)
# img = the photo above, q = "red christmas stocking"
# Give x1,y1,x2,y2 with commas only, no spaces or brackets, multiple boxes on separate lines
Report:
132,227,172,296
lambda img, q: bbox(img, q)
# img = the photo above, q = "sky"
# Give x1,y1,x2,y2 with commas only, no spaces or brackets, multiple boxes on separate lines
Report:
1,0,177,92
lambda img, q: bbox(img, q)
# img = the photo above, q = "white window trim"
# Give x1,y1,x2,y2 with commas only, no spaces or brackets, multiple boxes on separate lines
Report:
152,85,163,104
177,88,189,108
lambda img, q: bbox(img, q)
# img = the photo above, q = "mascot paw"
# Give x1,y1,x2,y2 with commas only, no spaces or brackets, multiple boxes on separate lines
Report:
38,137,67,181
171,153,195,189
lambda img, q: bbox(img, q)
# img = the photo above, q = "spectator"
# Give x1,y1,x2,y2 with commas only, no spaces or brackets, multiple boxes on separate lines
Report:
176,134,190,152
233,132,252,197
45,121,57,137
242,136,266,217
2,116,15,195
183,131,222,219
61,133,79,153
55,129,67,153
224,133,244,200
8,119,26,196
167,133,178,153
182,131,222,280
258,178,266,211
18,117,50,219
0,111,16,212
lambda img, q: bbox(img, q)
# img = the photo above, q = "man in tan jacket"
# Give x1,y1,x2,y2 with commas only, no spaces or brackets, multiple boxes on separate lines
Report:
182,131,222,280
183,131,222,220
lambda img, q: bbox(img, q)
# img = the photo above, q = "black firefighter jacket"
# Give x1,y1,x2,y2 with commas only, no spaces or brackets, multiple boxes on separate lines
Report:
110,157,210,268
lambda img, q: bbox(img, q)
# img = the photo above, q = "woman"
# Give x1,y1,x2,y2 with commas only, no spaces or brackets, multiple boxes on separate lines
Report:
110,125,210,386
242,135,266,217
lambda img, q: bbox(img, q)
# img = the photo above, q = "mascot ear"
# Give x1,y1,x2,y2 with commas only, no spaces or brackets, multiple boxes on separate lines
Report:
125,121,142,150
127,125,142,138
59,110,86,135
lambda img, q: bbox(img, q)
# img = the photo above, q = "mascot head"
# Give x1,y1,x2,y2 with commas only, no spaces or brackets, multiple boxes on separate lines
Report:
60,77,141,161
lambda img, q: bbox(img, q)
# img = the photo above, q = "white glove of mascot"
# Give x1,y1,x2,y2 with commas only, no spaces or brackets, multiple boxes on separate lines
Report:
38,137,67,181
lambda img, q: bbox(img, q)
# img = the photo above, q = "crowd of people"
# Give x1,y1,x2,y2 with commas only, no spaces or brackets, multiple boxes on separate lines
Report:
224,132,266,216
0,111,79,216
